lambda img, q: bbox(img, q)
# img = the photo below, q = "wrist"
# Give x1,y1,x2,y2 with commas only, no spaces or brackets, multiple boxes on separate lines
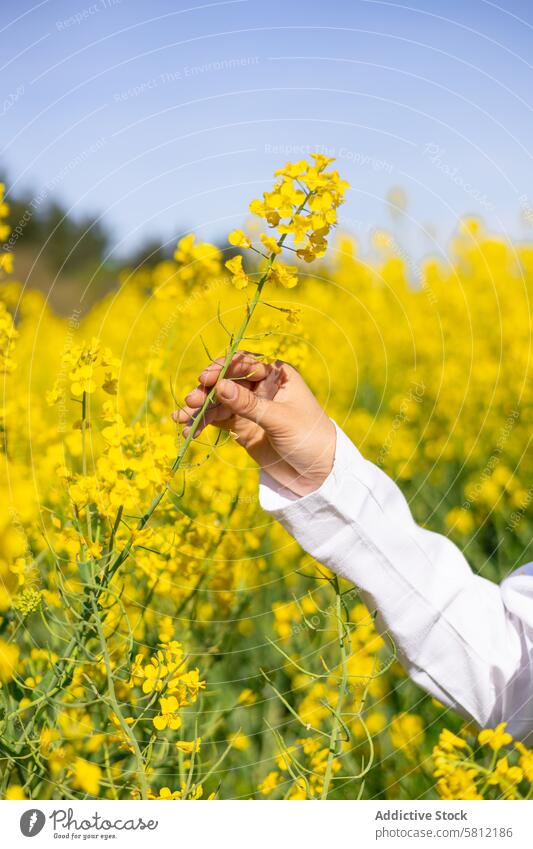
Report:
282,423,337,496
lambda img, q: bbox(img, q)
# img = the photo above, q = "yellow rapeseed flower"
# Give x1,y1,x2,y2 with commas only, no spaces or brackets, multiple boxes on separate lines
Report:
478,722,513,751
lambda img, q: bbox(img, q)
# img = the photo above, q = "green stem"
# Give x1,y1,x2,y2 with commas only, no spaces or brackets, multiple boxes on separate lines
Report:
91,598,149,800
321,578,349,799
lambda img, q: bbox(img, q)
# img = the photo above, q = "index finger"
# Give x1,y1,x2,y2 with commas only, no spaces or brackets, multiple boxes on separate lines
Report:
198,352,270,386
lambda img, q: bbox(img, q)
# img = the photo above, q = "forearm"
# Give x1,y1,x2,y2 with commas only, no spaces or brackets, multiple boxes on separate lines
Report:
259,422,533,741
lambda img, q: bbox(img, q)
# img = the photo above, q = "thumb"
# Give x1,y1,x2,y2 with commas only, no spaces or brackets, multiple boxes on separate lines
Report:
216,379,283,431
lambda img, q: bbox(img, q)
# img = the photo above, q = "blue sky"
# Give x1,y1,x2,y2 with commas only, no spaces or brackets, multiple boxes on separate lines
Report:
2,0,533,259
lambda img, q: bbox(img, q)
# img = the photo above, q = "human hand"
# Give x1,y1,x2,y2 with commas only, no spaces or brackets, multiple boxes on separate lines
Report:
173,352,336,496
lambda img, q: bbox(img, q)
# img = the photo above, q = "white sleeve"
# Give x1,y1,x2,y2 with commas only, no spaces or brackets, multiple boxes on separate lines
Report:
259,421,533,742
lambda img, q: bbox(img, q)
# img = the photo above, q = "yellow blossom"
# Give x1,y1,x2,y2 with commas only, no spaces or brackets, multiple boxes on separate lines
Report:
515,742,533,782
0,639,19,683
228,731,250,751
176,738,201,754
487,755,523,798
267,263,298,289
390,712,425,756
153,696,182,731
71,758,102,796
260,233,281,255
237,688,257,706
5,784,26,799
478,722,513,751
258,771,280,796
225,255,249,289
228,230,252,248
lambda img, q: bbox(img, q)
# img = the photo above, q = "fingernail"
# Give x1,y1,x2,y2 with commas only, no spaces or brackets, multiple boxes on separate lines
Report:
217,379,236,400
171,411,179,422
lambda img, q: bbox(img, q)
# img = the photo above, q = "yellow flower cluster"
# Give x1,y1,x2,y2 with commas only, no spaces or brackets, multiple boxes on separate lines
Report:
433,722,533,800
389,712,425,759
225,154,349,290
47,337,120,401
173,234,222,288
129,641,205,731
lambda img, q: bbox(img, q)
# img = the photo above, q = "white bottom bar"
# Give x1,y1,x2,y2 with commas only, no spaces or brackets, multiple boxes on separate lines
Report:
3,799,532,849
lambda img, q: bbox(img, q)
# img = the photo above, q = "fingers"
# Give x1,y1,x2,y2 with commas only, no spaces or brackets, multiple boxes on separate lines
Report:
172,400,232,432
182,403,232,438
183,385,210,408
172,352,293,437
215,379,284,433
198,352,270,387
253,360,285,402
183,378,255,410
172,404,196,424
